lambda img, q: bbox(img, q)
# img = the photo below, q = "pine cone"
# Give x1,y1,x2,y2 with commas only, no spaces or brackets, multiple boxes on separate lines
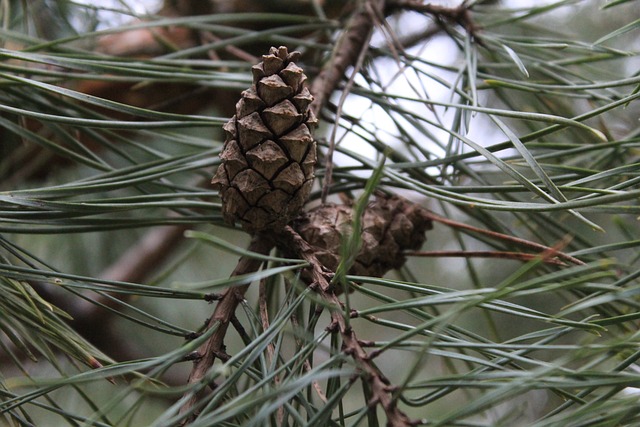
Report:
212,46,317,233
293,195,433,290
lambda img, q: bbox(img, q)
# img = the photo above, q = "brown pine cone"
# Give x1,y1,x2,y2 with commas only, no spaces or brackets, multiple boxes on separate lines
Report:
293,195,433,289
212,46,317,233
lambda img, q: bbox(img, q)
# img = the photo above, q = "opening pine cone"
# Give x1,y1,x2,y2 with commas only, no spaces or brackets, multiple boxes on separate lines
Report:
292,194,433,291
212,46,317,233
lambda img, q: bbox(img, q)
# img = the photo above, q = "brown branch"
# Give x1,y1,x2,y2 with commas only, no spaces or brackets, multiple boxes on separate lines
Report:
258,277,284,424
386,0,480,37
307,0,386,203
179,234,274,424
406,250,568,266
273,226,416,427
424,211,585,266
320,17,374,203
308,0,481,117
308,0,483,202
309,0,386,118
287,288,329,404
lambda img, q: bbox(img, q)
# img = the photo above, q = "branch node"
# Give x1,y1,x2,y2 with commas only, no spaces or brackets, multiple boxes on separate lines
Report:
326,320,340,333
204,292,223,302
183,351,202,362
212,349,231,362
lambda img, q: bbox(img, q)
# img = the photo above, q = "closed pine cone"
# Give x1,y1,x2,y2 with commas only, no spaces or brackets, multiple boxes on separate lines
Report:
212,46,317,233
293,194,433,289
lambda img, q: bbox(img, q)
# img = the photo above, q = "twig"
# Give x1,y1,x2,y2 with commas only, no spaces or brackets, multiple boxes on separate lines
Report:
230,314,251,346
320,19,374,204
198,30,258,63
258,279,275,358
406,250,568,266
309,0,385,118
258,278,284,424
386,0,481,37
273,226,416,427
179,234,274,424
424,211,585,266
287,293,329,404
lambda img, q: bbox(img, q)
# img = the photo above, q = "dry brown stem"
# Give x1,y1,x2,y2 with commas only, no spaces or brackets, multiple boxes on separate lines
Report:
406,250,568,266
424,211,585,266
179,216,419,425
386,0,480,37
258,278,284,423
309,0,386,117
319,10,374,203
178,234,274,424
287,291,329,404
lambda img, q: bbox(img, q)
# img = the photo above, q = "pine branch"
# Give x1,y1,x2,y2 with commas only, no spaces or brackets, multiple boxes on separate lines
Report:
178,234,274,424
273,226,416,427
424,211,585,266
406,249,568,265
309,0,386,117
386,0,480,36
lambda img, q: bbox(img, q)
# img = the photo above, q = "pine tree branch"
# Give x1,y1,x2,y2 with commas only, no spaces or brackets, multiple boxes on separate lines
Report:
178,234,274,425
406,250,568,265
424,211,585,266
273,226,416,427
308,0,385,203
257,278,285,424
309,0,386,118
386,0,480,37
